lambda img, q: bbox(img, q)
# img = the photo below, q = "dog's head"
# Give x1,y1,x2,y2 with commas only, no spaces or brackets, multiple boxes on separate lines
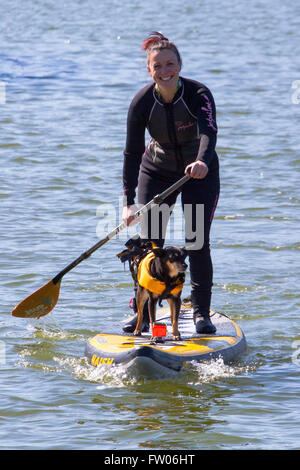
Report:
152,246,188,276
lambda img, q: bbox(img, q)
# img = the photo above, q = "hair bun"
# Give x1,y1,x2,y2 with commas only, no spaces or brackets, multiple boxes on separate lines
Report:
142,31,169,51
141,32,182,66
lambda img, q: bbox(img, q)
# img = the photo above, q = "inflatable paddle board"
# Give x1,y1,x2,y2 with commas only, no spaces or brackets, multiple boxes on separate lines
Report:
85,304,247,374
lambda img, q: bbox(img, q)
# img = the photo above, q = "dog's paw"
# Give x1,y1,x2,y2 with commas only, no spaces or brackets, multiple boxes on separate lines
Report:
133,329,142,336
172,334,181,341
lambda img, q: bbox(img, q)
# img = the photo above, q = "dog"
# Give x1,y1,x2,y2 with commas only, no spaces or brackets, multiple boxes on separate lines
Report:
133,245,188,341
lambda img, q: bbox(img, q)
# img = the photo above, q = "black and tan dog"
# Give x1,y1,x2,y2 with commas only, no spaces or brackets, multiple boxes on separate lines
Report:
132,245,188,340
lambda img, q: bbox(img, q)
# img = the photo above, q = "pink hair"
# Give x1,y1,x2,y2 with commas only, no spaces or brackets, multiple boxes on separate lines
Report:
142,31,182,65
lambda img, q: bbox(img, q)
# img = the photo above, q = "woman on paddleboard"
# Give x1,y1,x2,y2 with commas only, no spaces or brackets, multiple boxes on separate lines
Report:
122,32,220,334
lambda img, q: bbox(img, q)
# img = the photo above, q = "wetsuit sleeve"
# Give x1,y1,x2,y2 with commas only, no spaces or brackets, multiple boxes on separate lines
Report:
196,89,218,166
123,96,147,206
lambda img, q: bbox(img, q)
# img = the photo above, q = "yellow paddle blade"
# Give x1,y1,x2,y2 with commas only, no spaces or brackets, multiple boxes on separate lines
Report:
11,279,61,318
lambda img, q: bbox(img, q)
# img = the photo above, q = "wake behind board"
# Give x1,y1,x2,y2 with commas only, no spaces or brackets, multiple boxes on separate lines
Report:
85,304,247,374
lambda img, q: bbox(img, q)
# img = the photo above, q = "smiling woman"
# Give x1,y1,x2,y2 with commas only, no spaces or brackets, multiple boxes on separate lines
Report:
143,32,182,103
147,48,181,102
121,32,221,336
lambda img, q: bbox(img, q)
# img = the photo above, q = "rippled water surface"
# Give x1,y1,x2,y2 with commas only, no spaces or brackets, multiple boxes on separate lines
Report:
1,0,300,450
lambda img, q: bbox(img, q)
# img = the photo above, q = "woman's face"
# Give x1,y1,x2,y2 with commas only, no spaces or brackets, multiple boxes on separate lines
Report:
147,49,181,94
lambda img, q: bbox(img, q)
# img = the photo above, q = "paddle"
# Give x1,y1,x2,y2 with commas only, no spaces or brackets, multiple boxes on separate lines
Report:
11,173,190,318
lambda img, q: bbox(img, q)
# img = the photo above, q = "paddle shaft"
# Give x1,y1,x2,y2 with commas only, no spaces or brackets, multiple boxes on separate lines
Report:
52,173,190,285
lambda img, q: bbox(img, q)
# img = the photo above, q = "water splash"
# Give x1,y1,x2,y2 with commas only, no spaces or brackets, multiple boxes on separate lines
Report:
184,357,249,384
52,354,250,388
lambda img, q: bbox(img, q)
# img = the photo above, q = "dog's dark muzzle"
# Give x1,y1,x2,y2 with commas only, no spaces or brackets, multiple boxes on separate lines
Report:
176,263,188,273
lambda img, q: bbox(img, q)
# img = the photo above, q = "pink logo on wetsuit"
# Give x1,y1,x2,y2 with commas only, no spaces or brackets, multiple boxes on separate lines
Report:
201,94,217,132
175,121,196,132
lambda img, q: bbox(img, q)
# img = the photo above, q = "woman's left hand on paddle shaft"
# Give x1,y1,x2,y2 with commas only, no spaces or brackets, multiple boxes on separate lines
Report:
185,161,208,179
122,205,144,227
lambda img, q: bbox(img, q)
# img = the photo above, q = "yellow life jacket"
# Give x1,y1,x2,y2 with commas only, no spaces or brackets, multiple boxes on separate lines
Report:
137,251,185,296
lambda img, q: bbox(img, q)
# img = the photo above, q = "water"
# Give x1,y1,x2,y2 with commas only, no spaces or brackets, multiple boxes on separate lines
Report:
1,0,300,451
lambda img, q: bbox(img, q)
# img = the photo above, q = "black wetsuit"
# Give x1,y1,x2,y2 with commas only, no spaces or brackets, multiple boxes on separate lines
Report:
123,77,220,314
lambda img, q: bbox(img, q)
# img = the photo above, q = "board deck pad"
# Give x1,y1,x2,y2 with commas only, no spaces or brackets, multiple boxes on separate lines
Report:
85,305,247,373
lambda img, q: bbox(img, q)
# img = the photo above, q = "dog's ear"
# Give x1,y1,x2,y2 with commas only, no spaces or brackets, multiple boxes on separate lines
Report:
152,248,166,258
181,247,188,259
181,246,189,258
